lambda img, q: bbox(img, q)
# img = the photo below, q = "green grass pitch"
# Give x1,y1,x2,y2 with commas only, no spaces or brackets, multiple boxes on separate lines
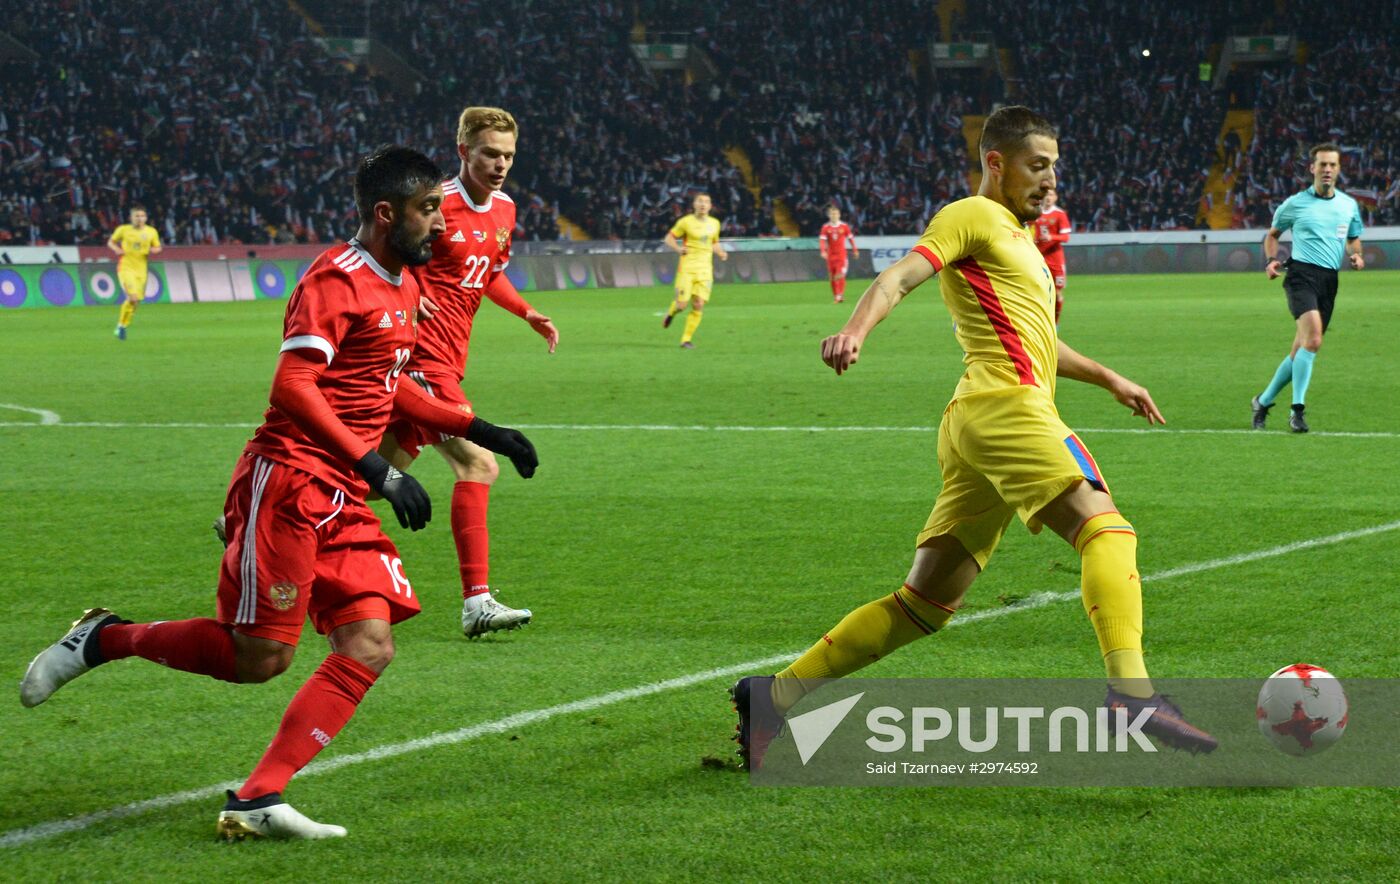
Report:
1,271,1397,879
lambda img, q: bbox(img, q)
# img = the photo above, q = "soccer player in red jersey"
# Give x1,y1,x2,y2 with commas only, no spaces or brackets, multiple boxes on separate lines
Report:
19,146,539,840
819,205,859,303
1030,187,1071,322
381,106,558,639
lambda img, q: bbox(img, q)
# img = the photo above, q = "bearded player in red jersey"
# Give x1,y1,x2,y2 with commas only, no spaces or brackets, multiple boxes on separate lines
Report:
19,146,539,840
819,205,859,302
381,106,558,639
1030,187,1071,322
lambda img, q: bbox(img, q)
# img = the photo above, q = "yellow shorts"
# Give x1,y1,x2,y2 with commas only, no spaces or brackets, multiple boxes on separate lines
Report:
674,267,713,302
917,385,1110,567
118,265,148,300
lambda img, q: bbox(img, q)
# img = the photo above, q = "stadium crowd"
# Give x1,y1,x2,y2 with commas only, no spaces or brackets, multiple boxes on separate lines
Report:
1239,3,1400,227
1,0,1395,246
998,0,1227,231
641,0,980,235
374,0,764,240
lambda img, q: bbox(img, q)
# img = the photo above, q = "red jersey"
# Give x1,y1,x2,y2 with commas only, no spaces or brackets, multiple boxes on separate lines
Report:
1030,207,1071,266
408,176,516,379
820,221,854,261
245,239,420,495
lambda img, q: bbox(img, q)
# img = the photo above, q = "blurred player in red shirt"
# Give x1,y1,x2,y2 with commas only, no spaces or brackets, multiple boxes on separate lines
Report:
20,146,538,840
1030,187,1071,322
819,205,859,302
381,106,558,639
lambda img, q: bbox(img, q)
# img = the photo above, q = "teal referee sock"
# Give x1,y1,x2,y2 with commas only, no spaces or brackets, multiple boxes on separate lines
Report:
1259,354,1293,406
1291,349,1317,405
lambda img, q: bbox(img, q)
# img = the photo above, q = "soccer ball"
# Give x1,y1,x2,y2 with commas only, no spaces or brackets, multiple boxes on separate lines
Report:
1256,663,1348,757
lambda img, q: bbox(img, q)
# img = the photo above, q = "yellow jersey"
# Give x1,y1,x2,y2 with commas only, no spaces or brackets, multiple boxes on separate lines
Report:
110,224,161,270
911,196,1057,398
668,214,722,277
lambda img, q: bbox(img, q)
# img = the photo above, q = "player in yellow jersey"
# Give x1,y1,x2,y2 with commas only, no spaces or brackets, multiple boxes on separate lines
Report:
661,193,727,349
107,206,162,340
730,106,1217,769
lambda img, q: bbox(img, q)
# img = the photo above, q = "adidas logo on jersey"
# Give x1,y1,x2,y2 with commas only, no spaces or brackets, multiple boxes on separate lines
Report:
379,312,393,329
451,230,466,242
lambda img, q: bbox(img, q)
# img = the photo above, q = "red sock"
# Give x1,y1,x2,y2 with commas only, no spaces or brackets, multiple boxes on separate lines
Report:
835,277,846,297
99,618,238,682
1055,293,1064,323
452,481,491,599
238,653,378,798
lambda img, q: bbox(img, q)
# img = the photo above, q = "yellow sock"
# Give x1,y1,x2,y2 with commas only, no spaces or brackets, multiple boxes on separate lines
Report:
771,584,955,715
680,310,703,343
117,300,136,328
1075,511,1153,698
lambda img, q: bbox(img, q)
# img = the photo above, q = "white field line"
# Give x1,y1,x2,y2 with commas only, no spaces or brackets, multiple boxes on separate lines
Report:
0,418,1396,440
0,403,60,425
4,519,1398,849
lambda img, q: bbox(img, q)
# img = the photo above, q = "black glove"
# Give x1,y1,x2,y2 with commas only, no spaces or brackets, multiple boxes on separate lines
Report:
465,417,539,478
355,450,432,530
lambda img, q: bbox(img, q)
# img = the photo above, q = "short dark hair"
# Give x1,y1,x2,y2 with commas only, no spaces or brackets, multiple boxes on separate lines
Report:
130,204,146,214
1309,142,1341,161
979,106,1057,157
354,145,443,223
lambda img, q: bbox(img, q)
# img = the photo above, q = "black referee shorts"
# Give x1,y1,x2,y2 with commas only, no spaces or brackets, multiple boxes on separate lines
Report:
1283,260,1340,331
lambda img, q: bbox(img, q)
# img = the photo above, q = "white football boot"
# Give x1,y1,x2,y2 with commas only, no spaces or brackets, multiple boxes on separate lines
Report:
20,608,123,708
461,592,532,639
217,791,347,840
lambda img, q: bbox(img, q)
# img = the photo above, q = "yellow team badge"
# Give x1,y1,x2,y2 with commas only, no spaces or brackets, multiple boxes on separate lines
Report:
495,227,510,253
268,582,299,611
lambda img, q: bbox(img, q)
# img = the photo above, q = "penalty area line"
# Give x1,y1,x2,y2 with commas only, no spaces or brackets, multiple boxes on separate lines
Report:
3,518,1398,848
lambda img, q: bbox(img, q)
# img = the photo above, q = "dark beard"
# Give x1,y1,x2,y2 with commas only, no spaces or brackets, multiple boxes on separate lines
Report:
390,221,435,266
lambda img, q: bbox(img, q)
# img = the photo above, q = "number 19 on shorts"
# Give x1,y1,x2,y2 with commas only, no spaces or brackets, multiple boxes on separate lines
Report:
379,554,413,598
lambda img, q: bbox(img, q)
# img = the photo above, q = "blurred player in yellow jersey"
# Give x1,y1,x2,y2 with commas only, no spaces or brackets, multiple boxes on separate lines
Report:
730,106,1217,769
662,192,727,349
107,205,162,340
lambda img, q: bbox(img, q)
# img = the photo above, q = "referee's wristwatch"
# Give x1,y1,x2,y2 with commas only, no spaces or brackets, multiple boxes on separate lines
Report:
1264,256,1281,268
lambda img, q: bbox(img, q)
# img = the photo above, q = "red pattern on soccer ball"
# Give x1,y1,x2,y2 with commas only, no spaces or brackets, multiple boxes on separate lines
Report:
1280,663,1329,688
1270,700,1329,749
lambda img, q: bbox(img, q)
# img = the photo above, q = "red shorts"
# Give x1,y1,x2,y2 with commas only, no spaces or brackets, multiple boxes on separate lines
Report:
1046,264,1066,291
387,368,473,459
827,258,849,278
216,453,420,646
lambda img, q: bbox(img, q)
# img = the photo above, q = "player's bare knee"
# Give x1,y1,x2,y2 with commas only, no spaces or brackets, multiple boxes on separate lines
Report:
343,634,395,673
232,635,296,684
458,450,499,484
441,438,499,484
690,299,705,314
328,620,395,673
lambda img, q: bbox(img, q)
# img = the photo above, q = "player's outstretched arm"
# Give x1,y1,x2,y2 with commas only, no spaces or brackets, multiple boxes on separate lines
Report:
1056,340,1165,425
271,349,432,529
821,251,934,375
484,275,557,352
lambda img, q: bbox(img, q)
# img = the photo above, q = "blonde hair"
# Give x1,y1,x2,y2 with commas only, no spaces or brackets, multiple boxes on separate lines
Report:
456,106,518,148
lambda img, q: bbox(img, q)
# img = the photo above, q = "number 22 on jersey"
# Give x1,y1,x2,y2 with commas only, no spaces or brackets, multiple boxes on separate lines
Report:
459,255,491,289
